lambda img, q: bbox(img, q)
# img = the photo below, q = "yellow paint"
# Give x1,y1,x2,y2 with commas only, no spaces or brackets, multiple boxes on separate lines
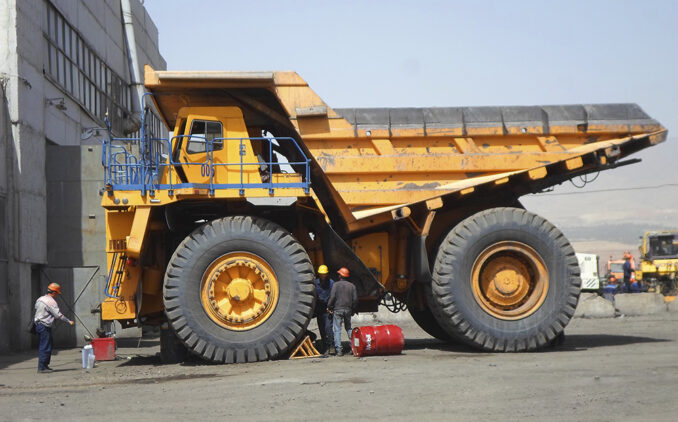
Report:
102,297,136,320
638,231,678,290
528,167,547,180
565,156,584,170
351,232,390,285
200,252,279,331
126,206,151,259
471,241,549,320
174,107,261,186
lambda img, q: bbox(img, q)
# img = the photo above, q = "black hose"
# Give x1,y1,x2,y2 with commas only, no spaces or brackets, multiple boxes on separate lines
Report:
380,292,407,313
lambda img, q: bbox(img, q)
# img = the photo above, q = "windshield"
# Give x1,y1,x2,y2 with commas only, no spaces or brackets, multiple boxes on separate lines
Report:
648,234,678,258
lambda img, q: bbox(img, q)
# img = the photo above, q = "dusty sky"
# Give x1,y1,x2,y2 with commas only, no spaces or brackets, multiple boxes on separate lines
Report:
145,0,677,235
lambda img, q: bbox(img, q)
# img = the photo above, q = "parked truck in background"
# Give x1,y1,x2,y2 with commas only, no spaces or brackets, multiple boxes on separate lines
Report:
98,66,667,363
637,231,678,295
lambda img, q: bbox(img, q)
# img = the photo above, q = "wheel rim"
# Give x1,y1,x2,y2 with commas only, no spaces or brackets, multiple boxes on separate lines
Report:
200,252,279,331
471,241,548,320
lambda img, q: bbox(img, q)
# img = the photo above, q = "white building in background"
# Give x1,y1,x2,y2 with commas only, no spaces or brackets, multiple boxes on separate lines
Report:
0,0,166,352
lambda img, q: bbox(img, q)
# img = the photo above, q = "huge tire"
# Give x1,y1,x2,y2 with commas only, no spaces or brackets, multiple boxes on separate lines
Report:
408,305,455,342
407,285,454,342
163,216,315,363
160,325,188,364
428,207,580,352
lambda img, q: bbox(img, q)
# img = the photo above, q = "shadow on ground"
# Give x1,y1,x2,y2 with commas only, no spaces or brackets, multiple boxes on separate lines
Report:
101,333,674,367
403,334,670,354
551,334,670,352
0,348,73,371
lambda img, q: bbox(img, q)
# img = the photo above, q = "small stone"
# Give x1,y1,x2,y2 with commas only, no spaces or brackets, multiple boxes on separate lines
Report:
369,390,375,394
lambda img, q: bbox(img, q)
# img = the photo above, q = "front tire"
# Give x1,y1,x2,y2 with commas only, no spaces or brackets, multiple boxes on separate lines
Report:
164,216,315,363
428,207,580,352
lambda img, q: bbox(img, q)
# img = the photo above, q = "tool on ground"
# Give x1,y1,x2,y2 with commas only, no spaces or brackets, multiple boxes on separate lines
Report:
289,335,321,359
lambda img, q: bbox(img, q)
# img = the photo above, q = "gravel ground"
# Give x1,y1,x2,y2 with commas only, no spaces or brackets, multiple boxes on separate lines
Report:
1,313,676,422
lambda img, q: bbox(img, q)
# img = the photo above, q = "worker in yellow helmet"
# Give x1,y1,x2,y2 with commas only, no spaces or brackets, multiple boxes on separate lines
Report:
314,265,335,356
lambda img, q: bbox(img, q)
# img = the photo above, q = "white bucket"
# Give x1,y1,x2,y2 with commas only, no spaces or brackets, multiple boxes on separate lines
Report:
82,344,94,369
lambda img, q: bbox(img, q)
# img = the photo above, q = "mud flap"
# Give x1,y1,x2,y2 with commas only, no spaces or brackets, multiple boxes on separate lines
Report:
413,235,431,284
320,224,383,310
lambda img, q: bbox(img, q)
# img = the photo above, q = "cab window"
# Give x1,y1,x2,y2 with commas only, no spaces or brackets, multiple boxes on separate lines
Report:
186,120,223,154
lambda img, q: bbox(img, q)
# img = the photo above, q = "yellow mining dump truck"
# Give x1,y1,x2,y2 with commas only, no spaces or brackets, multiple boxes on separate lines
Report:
99,65,667,362
638,231,678,294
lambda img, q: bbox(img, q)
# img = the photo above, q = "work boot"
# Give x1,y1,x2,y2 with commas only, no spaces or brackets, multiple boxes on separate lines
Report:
329,345,336,356
337,348,344,357
37,368,53,373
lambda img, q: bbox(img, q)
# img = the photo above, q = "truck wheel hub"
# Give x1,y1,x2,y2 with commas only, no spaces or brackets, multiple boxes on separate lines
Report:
201,252,279,331
471,241,549,320
226,278,253,302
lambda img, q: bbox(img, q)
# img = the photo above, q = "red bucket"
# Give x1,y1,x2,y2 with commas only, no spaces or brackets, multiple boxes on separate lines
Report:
91,337,116,361
350,325,404,357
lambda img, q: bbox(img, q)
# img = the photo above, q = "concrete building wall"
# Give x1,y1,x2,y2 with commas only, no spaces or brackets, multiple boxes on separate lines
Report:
0,0,165,353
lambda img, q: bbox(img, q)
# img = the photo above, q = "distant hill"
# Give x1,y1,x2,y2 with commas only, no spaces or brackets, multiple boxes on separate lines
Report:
560,222,676,245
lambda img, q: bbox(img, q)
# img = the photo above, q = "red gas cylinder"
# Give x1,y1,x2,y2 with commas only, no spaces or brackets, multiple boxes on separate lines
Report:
350,325,404,357
91,337,116,361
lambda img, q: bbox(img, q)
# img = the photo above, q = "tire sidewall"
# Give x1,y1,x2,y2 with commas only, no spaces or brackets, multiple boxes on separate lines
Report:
166,217,314,358
432,209,578,343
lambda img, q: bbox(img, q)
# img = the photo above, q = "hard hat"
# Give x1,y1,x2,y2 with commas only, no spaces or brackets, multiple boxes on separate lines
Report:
318,265,329,274
337,267,350,278
47,282,62,295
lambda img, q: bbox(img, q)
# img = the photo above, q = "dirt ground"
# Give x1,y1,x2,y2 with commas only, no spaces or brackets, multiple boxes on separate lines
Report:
1,313,677,422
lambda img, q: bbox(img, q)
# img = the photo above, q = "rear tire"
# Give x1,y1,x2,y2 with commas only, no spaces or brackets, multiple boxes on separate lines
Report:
407,285,454,342
428,207,580,352
164,216,315,363
160,325,188,364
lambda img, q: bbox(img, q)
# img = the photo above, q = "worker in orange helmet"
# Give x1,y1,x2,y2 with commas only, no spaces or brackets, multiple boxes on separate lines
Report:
314,265,335,356
33,283,74,373
327,267,357,356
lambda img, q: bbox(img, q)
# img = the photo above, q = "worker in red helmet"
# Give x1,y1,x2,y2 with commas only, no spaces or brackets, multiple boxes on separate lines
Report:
33,283,74,373
622,251,635,294
327,267,357,356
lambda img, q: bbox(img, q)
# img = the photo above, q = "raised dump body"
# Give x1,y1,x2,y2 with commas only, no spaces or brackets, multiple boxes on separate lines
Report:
99,66,667,363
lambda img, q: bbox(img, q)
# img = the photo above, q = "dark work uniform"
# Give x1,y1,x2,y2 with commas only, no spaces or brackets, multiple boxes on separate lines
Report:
328,277,358,352
314,277,334,350
623,260,633,293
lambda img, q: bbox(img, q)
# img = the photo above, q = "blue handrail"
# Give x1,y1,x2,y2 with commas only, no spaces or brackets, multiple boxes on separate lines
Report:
102,105,311,196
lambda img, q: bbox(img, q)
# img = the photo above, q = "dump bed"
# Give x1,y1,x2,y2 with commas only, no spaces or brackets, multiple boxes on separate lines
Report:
144,66,667,222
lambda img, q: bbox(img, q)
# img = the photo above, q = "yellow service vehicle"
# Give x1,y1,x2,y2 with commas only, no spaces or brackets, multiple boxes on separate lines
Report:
100,66,667,362
638,231,678,294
